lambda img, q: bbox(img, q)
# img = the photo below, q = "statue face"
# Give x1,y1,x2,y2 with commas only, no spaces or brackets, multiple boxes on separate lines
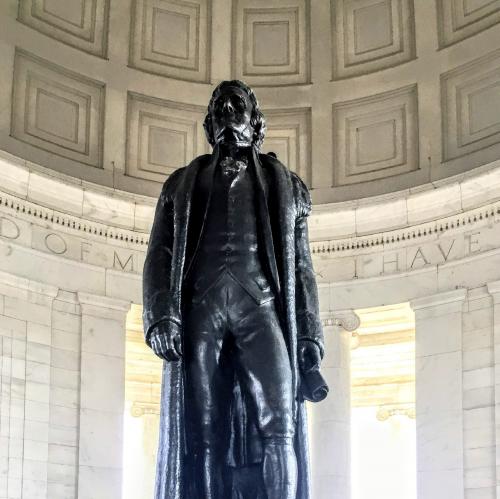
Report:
211,86,255,147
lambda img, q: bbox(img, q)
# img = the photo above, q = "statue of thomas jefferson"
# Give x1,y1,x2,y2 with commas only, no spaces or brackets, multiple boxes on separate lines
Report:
143,80,327,499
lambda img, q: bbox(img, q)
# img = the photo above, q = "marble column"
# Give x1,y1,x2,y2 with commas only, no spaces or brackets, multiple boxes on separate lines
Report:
486,280,500,498
411,289,467,499
76,292,130,499
310,309,360,499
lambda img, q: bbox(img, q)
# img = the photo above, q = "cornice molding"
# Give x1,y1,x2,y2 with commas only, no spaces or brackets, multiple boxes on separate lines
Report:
410,288,467,311
311,201,500,256
0,189,150,248
2,150,500,258
2,185,499,258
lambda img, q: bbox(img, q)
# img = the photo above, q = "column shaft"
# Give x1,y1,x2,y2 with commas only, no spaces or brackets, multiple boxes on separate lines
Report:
310,310,359,499
411,289,467,499
487,281,500,498
76,292,130,499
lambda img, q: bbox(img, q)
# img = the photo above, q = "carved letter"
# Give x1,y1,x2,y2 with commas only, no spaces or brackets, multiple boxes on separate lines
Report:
113,251,134,272
44,233,67,255
466,232,481,255
0,217,20,240
382,253,399,274
81,242,92,262
410,247,429,269
437,240,455,262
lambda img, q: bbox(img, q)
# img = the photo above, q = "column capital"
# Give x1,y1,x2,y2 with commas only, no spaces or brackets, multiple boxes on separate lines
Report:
78,292,131,311
77,292,131,320
0,269,59,298
487,280,500,301
410,288,467,311
322,309,360,331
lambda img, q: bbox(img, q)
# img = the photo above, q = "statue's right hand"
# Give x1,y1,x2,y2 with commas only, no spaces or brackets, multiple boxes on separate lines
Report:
149,321,183,362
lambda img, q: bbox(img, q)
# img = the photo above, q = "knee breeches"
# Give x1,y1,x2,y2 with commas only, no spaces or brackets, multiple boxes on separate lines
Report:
183,273,294,448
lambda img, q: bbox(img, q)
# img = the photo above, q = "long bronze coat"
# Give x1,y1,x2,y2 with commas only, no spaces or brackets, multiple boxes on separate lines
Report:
143,144,324,499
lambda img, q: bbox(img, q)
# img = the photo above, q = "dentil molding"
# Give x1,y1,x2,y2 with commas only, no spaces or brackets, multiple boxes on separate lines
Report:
2,150,500,265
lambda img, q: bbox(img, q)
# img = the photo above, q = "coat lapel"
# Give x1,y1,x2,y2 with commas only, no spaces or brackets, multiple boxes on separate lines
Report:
252,147,281,295
170,152,216,314
181,147,219,280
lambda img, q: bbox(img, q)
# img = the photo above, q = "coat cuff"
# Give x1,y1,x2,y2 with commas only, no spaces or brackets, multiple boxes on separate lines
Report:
297,337,325,359
296,309,323,347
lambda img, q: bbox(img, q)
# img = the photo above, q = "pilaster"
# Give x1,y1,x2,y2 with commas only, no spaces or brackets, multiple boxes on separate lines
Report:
410,288,467,499
0,270,58,499
76,292,131,499
310,309,360,499
486,280,500,498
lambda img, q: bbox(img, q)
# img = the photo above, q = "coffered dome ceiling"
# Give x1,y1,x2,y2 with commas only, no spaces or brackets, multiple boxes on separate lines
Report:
0,0,499,203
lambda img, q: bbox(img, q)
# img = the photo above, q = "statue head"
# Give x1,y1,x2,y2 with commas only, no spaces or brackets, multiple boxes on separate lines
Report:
204,80,266,149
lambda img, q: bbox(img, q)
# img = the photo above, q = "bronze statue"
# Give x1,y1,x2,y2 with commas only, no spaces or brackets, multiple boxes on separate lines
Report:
143,80,327,499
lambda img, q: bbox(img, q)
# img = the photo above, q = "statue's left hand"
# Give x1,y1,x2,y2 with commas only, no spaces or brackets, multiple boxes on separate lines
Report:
298,340,322,373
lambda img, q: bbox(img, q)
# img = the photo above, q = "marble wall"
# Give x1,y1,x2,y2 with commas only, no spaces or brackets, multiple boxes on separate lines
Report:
0,273,130,499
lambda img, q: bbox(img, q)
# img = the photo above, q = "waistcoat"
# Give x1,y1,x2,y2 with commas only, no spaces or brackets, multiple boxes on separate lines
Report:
186,157,274,305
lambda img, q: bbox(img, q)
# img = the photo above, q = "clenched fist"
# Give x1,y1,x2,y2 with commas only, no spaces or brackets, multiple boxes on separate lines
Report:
150,321,183,361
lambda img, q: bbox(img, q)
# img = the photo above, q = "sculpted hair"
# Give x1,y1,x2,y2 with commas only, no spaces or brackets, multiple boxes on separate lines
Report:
203,80,267,149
